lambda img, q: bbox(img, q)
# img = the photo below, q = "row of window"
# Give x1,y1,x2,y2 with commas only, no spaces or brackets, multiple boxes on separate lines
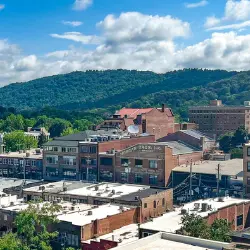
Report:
121,159,158,169
144,198,165,209
80,146,97,154
0,158,40,167
46,156,77,166
121,172,158,185
190,110,244,113
45,146,78,153
45,167,76,178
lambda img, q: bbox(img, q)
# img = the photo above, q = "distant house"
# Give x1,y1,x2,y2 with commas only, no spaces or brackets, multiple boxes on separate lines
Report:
25,127,50,141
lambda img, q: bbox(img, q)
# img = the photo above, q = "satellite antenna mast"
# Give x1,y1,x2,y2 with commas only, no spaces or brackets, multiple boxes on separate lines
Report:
128,125,139,135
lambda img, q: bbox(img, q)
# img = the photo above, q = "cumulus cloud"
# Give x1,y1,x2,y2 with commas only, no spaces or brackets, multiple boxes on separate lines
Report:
97,12,190,44
50,32,101,45
0,4,5,10
207,20,250,31
73,0,92,11
205,0,250,29
62,21,83,27
3,12,250,86
185,0,208,8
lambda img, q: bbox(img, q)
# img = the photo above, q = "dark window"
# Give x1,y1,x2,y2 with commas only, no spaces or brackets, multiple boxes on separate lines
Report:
62,147,66,152
135,173,143,184
46,167,59,177
135,159,143,168
81,146,89,153
247,177,250,185
63,169,76,179
121,158,129,166
149,160,157,169
144,203,147,208
149,175,158,185
90,146,97,154
248,162,250,172
162,198,165,207
248,147,250,156
153,201,156,208
100,157,113,166
237,215,243,226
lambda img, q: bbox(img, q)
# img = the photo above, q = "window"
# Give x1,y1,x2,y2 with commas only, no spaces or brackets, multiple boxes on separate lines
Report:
81,158,97,166
135,173,143,184
121,158,129,166
62,147,66,153
46,155,58,164
0,158,2,164
237,215,243,226
248,162,250,172
63,156,76,166
81,146,89,153
100,157,113,166
144,203,147,208
149,175,158,185
153,200,157,208
4,215,8,221
90,146,97,154
121,172,128,182
52,147,58,152
135,159,143,168
149,160,157,169
162,198,165,207
63,169,77,179
248,147,250,156
31,160,36,167
45,167,59,177
8,159,14,165
67,147,77,153
14,159,19,165
247,177,250,185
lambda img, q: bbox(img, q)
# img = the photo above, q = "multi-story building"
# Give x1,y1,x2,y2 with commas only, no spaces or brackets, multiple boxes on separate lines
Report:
43,130,155,182
96,105,175,140
243,143,250,197
0,149,43,180
114,141,202,187
25,127,50,141
189,100,250,136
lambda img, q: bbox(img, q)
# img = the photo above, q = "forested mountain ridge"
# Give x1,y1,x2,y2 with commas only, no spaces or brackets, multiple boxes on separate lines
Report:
0,69,236,110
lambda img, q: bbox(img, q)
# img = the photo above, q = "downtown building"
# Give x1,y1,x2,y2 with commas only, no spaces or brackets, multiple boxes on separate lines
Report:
189,100,250,136
43,130,155,182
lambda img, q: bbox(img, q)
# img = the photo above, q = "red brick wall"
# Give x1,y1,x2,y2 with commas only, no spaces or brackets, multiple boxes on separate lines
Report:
81,240,118,250
174,123,198,132
164,148,175,185
82,208,139,241
177,152,203,165
141,189,173,222
99,136,155,152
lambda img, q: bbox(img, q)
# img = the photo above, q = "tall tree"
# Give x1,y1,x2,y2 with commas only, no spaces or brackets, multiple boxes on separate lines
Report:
49,118,72,138
210,219,232,242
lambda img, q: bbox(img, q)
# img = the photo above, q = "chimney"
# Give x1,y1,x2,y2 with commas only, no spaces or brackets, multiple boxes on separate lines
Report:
161,104,165,112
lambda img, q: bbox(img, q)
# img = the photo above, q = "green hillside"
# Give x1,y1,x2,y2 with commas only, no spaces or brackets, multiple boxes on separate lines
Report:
0,69,236,110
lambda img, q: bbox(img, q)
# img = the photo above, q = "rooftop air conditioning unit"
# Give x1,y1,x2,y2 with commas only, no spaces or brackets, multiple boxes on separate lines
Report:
10,202,14,206
87,210,93,215
111,189,116,195
181,209,187,215
95,186,99,191
201,203,208,212
72,200,77,205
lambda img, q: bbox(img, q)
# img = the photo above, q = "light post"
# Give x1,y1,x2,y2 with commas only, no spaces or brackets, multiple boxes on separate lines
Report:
86,157,91,182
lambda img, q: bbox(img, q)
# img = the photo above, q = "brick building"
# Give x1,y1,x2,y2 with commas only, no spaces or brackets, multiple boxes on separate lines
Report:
43,130,155,182
96,105,175,140
0,149,43,180
243,143,250,197
140,197,250,237
114,141,202,187
23,181,173,223
189,100,250,136
158,129,216,153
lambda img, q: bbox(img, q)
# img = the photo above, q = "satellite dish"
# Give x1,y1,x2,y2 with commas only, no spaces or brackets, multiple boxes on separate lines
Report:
128,125,139,134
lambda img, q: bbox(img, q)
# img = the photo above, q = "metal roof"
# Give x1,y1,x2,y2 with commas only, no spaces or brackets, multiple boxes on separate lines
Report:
180,130,214,141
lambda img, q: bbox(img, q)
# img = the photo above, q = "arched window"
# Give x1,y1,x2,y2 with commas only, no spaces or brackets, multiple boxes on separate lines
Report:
153,200,156,208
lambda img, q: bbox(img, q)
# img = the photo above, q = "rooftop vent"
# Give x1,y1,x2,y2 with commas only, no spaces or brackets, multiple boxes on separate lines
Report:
181,209,187,215
194,203,200,210
218,197,224,202
71,206,75,211
72,200,77,205
10,201,14,206
95,186,99,191
87,210,93,216
111,189,116,195
201,203,208,212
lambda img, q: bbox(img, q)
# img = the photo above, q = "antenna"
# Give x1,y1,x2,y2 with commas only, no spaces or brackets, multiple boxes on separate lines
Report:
128,125,139,134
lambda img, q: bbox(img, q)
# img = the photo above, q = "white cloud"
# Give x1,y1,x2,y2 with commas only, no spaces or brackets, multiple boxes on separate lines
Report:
205,0,250,29
62,21,83,27
224,0,250,21
97,12,190,44
73,0,92,11
185,0,208,8
0,4,5,10
204,16,221,28
50,32,101,45
4,13,250,86
207,20,250,31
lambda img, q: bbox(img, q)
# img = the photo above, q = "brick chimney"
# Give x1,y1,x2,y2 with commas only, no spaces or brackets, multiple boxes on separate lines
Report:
161,104,165,112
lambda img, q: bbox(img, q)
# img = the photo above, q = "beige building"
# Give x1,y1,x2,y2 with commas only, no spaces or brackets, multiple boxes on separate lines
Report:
189,100,250,136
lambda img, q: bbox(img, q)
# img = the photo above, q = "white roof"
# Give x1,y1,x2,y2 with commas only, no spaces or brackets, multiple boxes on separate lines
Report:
140,197,250,232
0,149,43,159
113,232,234,250
64,183,149,198
0,178,40,191
173,159,243,177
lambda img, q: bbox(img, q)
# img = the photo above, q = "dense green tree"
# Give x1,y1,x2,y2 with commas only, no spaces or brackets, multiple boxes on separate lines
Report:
178,213,211,239
4,131,38,152
2,114,25,132
231,126,248,147
73,119,92,131
210,219,232,242
49,118,72,138
218,133,234,153
230,148,243,159
0,233,25,250
61,127,79,136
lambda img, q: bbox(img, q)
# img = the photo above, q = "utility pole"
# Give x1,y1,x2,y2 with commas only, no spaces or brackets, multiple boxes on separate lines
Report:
189,159,193,202
216,164,221,197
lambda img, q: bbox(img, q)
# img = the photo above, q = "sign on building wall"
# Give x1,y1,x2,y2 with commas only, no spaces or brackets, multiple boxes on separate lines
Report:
120,144,163,156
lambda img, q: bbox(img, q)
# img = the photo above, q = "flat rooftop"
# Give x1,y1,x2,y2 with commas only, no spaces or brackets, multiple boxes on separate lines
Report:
23,181,153,199
0,178,41,191
140,197,250,233
1,200,131,227
113,232,234,250
149,141,200,155
0,149,43,159
173,159,243,178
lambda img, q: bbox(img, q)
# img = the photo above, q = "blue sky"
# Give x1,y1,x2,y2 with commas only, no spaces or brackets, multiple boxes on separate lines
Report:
1,0,250,85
